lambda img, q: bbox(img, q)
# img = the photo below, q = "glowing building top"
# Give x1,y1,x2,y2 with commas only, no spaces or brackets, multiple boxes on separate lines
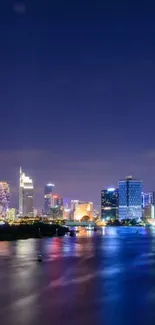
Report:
20,167,33,189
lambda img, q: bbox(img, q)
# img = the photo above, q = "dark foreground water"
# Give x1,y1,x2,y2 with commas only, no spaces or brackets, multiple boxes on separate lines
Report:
0,227,155,325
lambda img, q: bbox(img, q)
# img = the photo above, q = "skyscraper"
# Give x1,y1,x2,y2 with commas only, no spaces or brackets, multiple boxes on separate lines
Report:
19,167,34,216
119,176,142,220
101,188,118,220
142,192,155,208
44,183,55,214
0,182,10,215
51,195,63,208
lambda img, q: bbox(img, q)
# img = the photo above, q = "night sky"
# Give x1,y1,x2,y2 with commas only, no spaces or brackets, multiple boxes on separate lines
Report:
0,0,155,209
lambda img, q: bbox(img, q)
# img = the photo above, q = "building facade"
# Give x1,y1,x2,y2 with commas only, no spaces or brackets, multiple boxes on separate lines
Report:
0,182,10,215
144,205,155,219
119,176,142,220
6,208,16,220
44,183,55,214
19,167,34,216
101,188,118,220
74,202,93,221
51,195,63,208
142,192,155,208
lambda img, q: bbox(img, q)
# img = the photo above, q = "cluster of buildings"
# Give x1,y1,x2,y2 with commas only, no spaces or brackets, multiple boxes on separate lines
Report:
0,169,154,221
44,183,94,220
101,175,155,220
18,167,94,221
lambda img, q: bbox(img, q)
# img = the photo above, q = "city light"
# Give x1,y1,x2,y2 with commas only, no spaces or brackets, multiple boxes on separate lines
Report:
19,167,34,216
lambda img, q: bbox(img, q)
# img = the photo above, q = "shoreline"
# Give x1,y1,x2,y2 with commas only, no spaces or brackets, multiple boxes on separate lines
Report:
0,223,69,241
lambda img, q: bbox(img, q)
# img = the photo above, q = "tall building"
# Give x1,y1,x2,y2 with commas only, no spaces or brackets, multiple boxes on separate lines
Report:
63,208,71,220
101,188,118,220
50,206,63,219
119,176,142,220
74,202,93,221
0,182,10,215
71,200,79,211
19,167,34,216
44,183,55,214
142,192,155,208
51,195,63,208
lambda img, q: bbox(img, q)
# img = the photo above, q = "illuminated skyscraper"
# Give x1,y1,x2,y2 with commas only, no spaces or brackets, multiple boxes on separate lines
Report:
19,167,34,216
51,195,63,208
142,192,155,208
101,188,118,220
119,176,142,220
0,182,10,215
44,183,55,214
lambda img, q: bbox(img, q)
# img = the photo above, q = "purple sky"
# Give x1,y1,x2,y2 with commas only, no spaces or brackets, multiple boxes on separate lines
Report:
0,1,155,209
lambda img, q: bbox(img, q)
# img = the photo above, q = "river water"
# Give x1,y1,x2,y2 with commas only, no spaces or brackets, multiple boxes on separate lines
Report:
0,227,155,325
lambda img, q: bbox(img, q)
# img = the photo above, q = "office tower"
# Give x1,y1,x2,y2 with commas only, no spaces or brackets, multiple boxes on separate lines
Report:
0,182,10,215
19,167,34,216
119,176,142,220
50,206,63,219
74,202,93,221
63,198,71,210
101,188,118,220
48,195,63,219
70,200,79,220
63,208,71,220
44,183,55,214
142,192,155,208
71,200,79,212
50,195,63,208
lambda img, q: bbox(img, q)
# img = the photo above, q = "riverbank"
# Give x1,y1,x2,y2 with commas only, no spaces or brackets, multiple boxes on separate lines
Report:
0,223,69,241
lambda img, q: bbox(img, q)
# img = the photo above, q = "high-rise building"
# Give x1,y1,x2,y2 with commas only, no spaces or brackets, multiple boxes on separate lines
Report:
71,200,79,212
63,208,71,220
0,182,10,215
19,167,34,216
44,183,55,214
50,206,63,219
119,176,142,220
142,192,155,208
51,195,63,208
101,188,118,220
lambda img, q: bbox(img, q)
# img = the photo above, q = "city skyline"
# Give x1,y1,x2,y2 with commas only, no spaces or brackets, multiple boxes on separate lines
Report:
2,166,155,212
1,167,155,220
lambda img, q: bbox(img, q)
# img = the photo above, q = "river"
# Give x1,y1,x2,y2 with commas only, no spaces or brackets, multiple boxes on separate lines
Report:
0,227,155,325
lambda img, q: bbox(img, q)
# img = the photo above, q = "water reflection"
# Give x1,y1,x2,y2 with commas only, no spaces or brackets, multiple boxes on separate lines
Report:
0,227,155,325
0,242,10,256
16,239,37,258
